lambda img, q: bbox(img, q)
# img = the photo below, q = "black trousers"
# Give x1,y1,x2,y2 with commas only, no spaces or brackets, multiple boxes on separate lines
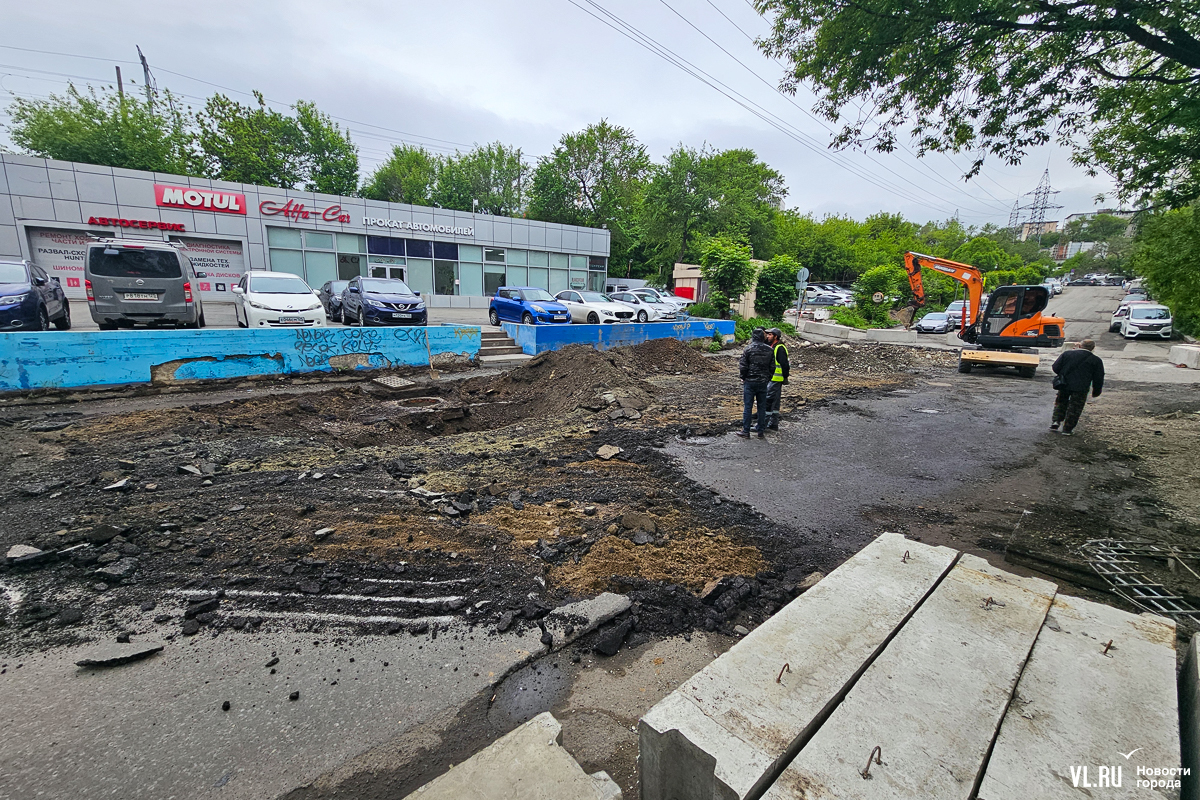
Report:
765,382,783,427
1052,389,1088,431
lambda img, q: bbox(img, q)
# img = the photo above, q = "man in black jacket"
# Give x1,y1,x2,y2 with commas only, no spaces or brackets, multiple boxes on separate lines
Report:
738,327,775,439
1051,339,1105,435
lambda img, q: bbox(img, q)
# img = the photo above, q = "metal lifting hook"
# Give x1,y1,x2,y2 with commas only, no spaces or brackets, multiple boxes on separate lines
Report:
861,745,883,779
777,663,791,684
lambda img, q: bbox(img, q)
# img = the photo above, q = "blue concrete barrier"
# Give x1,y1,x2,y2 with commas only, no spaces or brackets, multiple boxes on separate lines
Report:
0,326,481,392
500,319,735,355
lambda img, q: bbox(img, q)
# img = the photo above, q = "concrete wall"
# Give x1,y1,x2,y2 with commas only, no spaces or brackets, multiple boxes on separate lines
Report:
0,326,481,392
500,319,735,355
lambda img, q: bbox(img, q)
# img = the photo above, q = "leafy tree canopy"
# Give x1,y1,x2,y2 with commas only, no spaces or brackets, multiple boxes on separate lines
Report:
755,253,801,320
699,235,757,316
1130,203,1200,334
361,144,440,205
756,0,1200,207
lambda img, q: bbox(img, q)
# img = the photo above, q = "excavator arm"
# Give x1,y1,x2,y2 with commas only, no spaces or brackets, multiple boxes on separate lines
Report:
893,251,984,338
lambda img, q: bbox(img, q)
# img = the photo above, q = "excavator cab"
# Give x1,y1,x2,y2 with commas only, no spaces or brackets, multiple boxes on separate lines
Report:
976,285,1064,349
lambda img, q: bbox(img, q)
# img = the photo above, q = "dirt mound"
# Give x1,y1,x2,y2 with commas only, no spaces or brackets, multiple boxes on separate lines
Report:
785,340,958,374
618,337,720,375
467,344,656,418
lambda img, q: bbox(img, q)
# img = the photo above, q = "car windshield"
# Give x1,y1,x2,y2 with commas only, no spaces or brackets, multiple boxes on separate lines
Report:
1131,307,1171,320
519,288,555,301
0,263,28,283
924,313,948,321
579,291,611,302
329,281,348,293
250,275,312,294
89,247,182,278
362,278,414,295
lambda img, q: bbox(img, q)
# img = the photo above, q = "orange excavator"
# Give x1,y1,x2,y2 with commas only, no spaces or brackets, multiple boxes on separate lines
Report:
898,251,1066,377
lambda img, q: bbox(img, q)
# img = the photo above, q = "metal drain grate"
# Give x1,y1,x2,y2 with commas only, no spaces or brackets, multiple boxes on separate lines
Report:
1081,539,1200,623
373,375,416,389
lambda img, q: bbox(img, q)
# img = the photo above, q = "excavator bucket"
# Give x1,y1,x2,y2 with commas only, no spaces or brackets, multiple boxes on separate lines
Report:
888,305,917,328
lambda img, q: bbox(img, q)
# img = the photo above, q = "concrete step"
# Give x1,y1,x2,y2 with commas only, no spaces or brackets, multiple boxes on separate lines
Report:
479,345,525,356
977,596,1179,800
639,533,959,800
765,555,1056,800
478,353,534,365
481,330,512,340
402,712,621,800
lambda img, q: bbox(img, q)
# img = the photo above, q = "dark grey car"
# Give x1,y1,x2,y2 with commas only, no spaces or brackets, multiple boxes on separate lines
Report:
85,240,206,329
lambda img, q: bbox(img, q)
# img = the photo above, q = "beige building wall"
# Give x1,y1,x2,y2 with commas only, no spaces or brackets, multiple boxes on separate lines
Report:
674,260,765,318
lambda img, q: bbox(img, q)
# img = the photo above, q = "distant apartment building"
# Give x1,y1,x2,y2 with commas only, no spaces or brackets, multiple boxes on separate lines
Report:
1018,220,1058,241
1051,240,1097,262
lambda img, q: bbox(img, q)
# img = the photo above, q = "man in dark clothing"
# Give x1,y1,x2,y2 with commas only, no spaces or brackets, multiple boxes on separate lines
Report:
738,327,775,439
1051,339,1104,435
764,327,790,430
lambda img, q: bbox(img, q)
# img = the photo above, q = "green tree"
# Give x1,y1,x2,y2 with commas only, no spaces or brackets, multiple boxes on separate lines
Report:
527,120,651,275
755,0,1200,207
755,254,801,320
951,236,1022,271
7,83,198,175
851,264,908,325
1130,204,1200,334
699,235,756,317
641,145,710,267
432,142,530,215
361,144,440,204
197,92,358,193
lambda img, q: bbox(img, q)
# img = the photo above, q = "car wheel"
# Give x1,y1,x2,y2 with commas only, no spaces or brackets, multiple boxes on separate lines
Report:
357,308,366,327
522,312,534,325
53,303,71,330
587,312,599,324
1018,366,1036,379
198,311,206,329
37,306,49,331
958,358,972,374
637,310,648,322
489,308,501,326
338,305,346,325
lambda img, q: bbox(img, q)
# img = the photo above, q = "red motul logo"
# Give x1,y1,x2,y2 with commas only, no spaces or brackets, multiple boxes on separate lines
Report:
155,184,247,215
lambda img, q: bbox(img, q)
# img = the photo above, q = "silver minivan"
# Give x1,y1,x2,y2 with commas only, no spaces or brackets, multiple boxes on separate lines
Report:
85,239,206,329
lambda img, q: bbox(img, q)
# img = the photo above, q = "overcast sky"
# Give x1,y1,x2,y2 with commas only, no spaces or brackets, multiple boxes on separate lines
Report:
1,0,1116,228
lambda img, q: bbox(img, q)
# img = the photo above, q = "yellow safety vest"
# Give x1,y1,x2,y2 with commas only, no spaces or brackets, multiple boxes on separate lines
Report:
772,343,788,382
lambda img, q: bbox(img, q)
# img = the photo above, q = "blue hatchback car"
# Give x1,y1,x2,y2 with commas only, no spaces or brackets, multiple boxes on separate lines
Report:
0,259,72,331
489,287,571,326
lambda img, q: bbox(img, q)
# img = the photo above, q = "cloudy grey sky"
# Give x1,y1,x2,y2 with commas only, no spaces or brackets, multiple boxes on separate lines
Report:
1,0,1115,227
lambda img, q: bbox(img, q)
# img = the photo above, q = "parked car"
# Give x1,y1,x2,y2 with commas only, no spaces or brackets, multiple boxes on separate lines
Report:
631,287,690,310
0,259,72,331
553,290,635,323
1120,304,1173,339
807,293,853,308
339,276,427,326
85,239,206,329
944,300,972,325
1041,281,1061,296
489,286,570,325
1109,299,1152,332
232,271,327,328
318,280,350,318
914,312,952,333
608,291,678,322
1067,277,1098,286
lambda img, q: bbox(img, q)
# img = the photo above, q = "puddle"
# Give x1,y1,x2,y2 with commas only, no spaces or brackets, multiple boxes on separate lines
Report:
487,659,573,727
677,436,719,446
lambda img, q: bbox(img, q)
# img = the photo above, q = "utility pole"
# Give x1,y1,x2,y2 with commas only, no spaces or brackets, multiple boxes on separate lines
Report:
137,45,156,110
115,66,124,102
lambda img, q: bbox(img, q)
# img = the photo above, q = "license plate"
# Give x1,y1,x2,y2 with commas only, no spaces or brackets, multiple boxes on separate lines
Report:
393,312,412,318
278,316,305,323
123,292,158,301
554,315,568,321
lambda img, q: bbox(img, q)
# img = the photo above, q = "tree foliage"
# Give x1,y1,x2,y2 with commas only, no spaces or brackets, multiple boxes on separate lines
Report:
1130,204,1200,334
755,0,1200,207
7,83,197,175
432,142,529,216
698,236,757,317
755,254,801,320
361,144,440,204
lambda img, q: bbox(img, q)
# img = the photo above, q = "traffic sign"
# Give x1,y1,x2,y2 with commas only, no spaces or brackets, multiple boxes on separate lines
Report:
797,267,810,282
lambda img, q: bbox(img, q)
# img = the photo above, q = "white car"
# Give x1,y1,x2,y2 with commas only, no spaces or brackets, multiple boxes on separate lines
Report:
609,291,677,322
1109,299,1151,332
232,271,327,328
631,287,690,310
1120,304,1173,339
554,290,636,323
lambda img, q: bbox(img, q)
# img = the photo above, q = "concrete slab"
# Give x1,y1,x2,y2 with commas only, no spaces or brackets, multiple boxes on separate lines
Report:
801,321,853,340
1170,345,1200,369
765,555,1056,800
74,642,165,667
544,592,631,649
1183,634,1200,800
401,712,620,800
639,533,958,800
865,328,918,344
977,596,1180,800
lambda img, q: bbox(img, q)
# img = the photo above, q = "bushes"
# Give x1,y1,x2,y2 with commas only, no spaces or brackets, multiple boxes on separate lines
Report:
754,254,800,320
850,264,908,325
827,307,894,329
734,317,797,342
687,301,721,319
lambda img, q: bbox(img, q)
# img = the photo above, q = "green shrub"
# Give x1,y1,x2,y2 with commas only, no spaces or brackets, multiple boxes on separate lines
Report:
688,301,721,319
828,307,891,329
754,254,800,320
733,317,797,343
707,341,723,353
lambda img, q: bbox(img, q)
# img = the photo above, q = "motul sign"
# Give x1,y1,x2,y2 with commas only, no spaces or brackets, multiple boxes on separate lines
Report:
155,184,247,215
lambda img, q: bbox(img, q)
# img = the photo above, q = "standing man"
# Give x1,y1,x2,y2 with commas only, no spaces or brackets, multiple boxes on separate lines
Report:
1050,339,1104,435
765,327,790,430
737,327,774,439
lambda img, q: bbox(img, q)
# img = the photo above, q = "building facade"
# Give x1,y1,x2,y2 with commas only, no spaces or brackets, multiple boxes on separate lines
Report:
0,154,610,307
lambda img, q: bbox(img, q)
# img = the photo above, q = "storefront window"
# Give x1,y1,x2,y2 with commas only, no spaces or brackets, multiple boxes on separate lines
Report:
267,228,301,248
305,251,338,286
569,271,588,290
269,248,304,277
337,233,366,253
569,254,587,270
459,262,484,296
484,247,505,263
549,252,569,269
527,267,549,290
368,236,404,256
459,244,483,262
407,259,433,296
506,266,527,286
484,264,505,295
434,241,459,260
549,269,569,294
527,250,548,267
337,253,366,281
434,260,456,295
589,272,606,292
408,239,434,259
505,249,526,266
589,255,608,269
305,231,334,250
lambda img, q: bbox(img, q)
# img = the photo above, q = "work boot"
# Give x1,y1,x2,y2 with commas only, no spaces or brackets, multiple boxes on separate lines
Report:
1049,422,1060,431
736,431,750,439
757,431,766,439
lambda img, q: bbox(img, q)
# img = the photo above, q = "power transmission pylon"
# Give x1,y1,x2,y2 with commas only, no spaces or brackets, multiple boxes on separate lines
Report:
1011,170,1063,244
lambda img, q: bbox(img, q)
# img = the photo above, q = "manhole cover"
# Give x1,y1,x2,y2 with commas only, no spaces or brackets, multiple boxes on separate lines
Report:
374,376,416,389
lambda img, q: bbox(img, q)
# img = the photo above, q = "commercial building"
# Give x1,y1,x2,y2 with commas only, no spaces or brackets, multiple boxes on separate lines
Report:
0,154,610,307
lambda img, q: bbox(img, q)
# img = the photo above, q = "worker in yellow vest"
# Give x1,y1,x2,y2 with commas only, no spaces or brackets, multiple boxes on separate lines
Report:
765,327,789,430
